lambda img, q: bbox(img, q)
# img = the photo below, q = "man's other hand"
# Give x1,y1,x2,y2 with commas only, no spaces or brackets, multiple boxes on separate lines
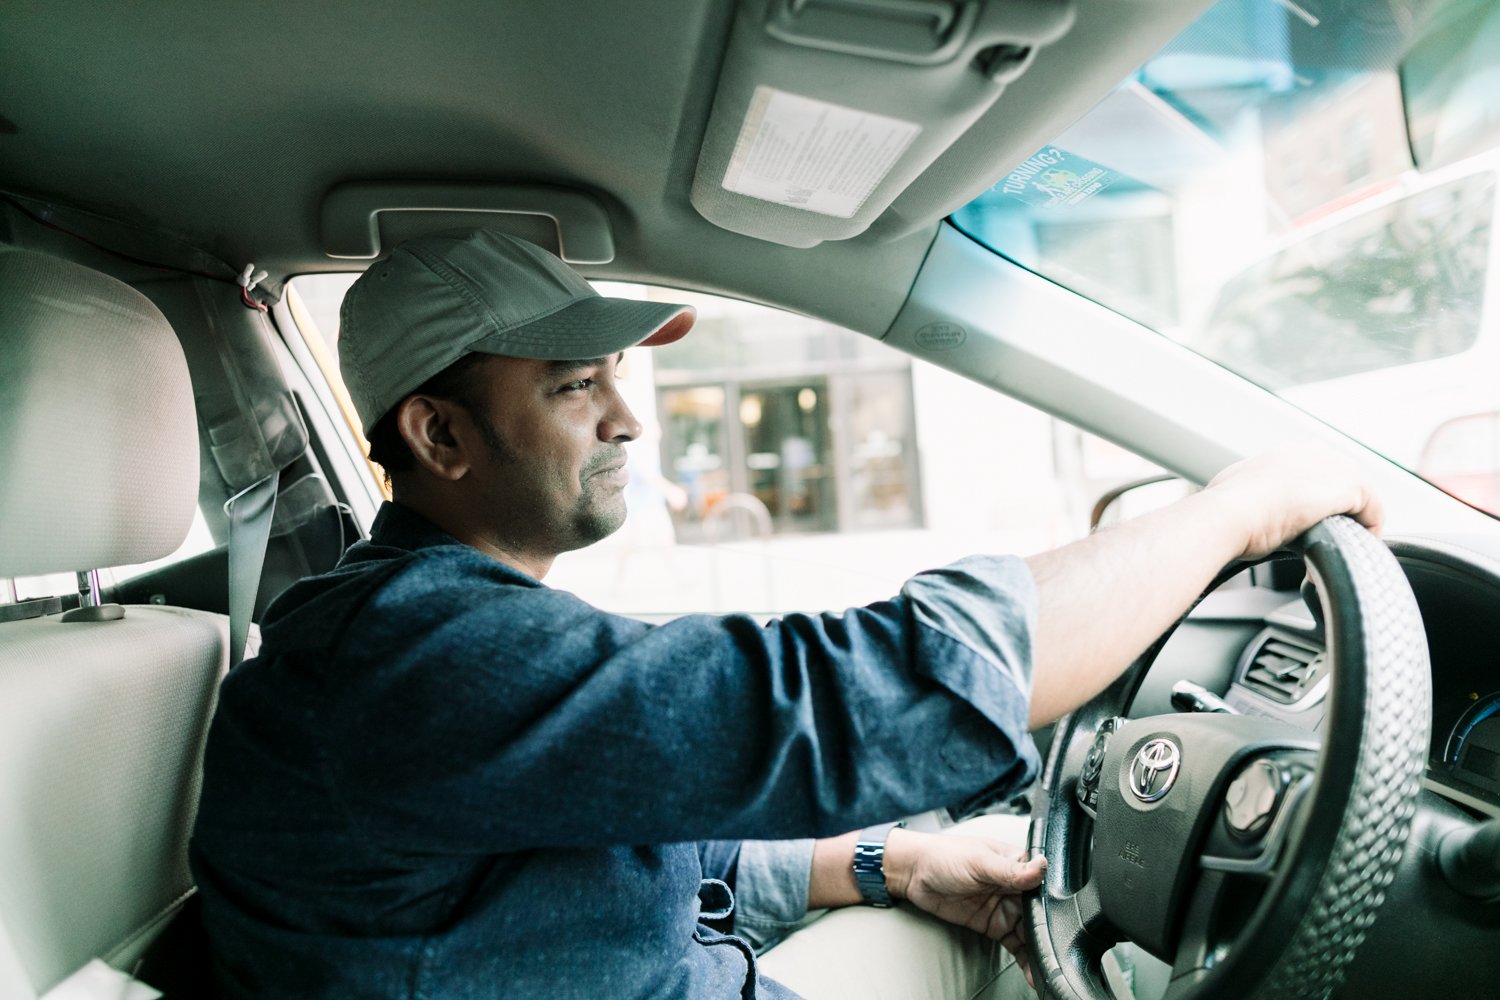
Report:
885,829,1044,989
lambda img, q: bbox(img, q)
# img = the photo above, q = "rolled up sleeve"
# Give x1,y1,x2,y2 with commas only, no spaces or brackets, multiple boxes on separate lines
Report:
902,554,1037,702
733,838,815,953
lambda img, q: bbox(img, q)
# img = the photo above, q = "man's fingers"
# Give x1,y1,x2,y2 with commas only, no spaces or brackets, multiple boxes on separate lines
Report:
995,894,1022,935
1352,487,1385,536
979,848,1047,891
1207,444,1386,558
1000,933,1036,992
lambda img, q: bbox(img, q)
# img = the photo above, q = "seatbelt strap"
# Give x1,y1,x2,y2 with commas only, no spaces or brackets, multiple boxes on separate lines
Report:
224,472,278,665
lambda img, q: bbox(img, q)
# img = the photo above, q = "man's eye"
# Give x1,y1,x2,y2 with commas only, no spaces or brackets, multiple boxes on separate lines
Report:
560,378,594,393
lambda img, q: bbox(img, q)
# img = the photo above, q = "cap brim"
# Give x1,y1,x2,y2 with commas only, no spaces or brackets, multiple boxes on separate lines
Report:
467,296,695,361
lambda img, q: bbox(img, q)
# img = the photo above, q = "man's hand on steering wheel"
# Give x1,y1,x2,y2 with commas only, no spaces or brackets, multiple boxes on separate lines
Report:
1023,443,1385,729
885,830,1048,989
1204,445,1385,560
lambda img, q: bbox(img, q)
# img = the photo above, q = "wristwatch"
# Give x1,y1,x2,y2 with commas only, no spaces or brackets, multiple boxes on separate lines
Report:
851,820,905,907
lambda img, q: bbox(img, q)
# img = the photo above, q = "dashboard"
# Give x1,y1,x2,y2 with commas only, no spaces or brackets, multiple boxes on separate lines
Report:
1136,533,1500,819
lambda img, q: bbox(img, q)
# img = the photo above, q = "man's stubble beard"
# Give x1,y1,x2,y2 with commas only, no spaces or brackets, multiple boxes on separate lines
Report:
573,446,629,546
474,410,627,553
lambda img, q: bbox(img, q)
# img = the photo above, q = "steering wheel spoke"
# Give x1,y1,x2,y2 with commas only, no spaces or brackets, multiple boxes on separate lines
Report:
1067,879,1111,940
1161,869,1233,999
1198,758,1316,880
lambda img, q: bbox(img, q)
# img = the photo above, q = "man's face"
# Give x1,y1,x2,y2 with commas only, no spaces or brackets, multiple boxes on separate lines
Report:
462,352,640,558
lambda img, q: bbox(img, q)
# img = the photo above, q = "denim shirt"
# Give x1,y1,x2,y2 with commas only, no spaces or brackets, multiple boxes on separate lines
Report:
191,503,1038,999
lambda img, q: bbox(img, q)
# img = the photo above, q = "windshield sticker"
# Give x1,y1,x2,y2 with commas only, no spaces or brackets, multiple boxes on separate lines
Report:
997,147,1121,209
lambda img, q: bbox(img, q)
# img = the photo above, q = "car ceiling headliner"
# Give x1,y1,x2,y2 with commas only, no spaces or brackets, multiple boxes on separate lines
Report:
0,0,1209,333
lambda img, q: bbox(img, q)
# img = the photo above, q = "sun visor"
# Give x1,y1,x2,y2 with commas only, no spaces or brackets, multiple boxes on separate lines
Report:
691,0,1074,248
319,182,616,264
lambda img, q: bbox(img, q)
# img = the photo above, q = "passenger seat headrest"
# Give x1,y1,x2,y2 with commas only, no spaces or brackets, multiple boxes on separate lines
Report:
0,246,198,577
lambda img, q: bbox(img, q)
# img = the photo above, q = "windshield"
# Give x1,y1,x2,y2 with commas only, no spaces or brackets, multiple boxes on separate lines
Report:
954,0,1500,516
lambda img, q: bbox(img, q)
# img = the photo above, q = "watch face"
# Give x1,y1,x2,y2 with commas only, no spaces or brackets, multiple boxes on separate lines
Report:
852,843,885,875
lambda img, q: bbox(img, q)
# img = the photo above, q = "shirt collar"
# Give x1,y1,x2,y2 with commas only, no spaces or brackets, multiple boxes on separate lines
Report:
368,501,471,554
365,501,548,587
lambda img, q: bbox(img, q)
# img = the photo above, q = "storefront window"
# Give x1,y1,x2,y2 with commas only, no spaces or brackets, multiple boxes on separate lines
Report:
739,379,835,535
648,291,922,542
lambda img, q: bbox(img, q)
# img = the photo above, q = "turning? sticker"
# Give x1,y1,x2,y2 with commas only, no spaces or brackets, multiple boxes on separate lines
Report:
997,147,1120,209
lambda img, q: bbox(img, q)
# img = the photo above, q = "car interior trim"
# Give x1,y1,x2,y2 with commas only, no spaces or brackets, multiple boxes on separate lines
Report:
319,182,618,264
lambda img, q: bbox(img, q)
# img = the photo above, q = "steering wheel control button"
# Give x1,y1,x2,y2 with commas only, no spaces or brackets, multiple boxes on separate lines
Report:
1083,747,1104,781
1076,717,1123,816
1129,738,1181,802
1224,759,1286,838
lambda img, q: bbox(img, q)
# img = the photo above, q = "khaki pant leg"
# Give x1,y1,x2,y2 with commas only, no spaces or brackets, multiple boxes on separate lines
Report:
757,814,1034,1000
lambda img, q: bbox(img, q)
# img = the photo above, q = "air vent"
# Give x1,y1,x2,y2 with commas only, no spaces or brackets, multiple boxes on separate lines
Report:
1242,631,1327,705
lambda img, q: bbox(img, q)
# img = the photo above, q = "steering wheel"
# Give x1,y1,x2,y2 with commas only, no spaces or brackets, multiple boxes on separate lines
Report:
1024,516,1431,1000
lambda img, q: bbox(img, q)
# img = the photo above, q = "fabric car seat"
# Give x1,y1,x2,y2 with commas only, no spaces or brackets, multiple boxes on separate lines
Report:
0,246,230,997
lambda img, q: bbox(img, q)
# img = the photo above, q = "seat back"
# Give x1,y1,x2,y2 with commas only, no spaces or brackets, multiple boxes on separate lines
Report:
0,246,227,997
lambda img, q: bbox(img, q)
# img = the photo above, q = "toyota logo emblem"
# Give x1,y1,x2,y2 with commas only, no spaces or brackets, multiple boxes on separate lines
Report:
1129,738,1181,802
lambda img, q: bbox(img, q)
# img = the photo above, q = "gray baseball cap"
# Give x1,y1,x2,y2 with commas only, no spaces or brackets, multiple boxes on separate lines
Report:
338,229,695,434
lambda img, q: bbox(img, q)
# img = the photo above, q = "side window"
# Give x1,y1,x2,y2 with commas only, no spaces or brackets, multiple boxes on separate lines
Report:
273,275,1164,617
8,572,80,603
549,284,1164,615
647,291,923,542
283,273,382,505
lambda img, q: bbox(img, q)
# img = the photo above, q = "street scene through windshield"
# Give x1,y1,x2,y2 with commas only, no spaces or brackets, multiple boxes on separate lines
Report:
955,0,1500,516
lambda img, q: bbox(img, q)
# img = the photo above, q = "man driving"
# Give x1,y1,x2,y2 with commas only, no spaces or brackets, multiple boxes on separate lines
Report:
190,229,1382,999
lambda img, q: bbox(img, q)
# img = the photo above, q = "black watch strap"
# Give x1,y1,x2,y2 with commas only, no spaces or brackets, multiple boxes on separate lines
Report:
851,820,904,907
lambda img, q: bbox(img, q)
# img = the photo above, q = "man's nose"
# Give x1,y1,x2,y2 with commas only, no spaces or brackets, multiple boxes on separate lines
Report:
598,387,642,443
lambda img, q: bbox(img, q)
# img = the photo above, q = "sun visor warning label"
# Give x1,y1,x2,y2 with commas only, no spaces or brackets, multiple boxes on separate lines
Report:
722,86,921,219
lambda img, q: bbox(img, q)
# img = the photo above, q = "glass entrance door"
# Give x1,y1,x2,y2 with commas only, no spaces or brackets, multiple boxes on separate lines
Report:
738,380,835,535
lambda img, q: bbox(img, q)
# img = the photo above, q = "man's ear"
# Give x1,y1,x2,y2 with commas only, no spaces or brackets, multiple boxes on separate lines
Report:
398,395,472,482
